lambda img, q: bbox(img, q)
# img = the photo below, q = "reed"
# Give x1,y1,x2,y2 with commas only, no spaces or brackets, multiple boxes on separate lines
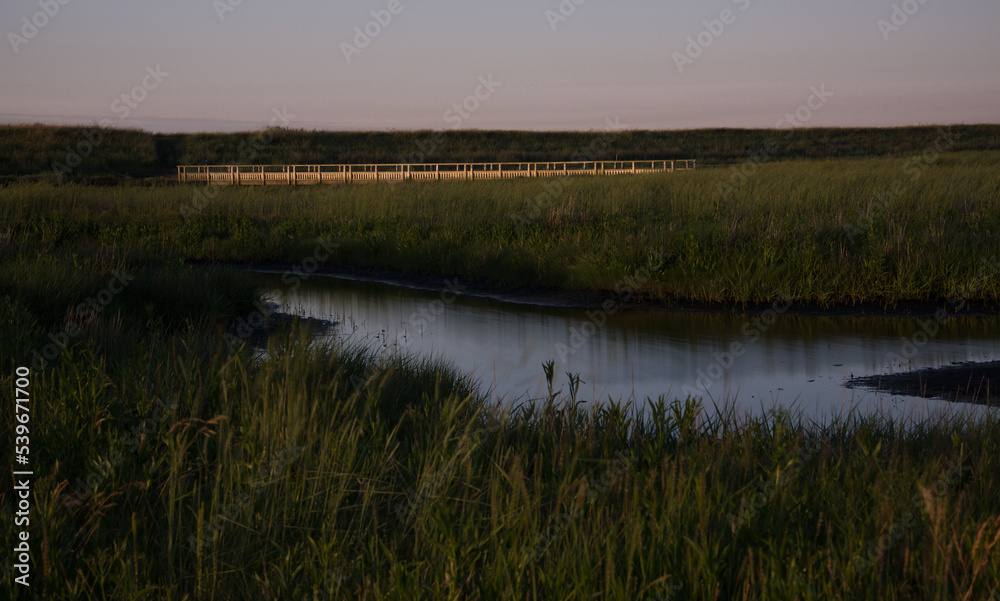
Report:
1,315,997,599
4,151,1000,307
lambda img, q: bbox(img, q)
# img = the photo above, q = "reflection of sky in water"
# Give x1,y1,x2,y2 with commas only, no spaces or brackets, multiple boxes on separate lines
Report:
259,273,1000,422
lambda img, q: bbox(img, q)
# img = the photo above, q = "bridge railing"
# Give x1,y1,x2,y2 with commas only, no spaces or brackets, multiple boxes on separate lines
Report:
176,160,696,185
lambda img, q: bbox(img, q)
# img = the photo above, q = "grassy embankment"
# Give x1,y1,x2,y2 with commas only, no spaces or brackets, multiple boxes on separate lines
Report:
3,151,1000,308
2,123,998,181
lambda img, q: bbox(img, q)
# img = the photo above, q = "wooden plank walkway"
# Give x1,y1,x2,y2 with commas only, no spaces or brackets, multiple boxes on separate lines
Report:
176,160,696,185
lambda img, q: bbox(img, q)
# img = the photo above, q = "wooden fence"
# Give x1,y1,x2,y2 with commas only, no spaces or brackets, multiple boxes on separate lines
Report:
176,160,696,185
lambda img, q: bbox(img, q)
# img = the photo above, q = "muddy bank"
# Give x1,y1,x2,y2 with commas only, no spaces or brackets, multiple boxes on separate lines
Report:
228,262,1000,318
225,302,336,350
848,361,999,405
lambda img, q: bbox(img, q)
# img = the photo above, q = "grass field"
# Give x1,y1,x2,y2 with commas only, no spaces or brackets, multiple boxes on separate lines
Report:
3,128,999,599
4,151,1000,308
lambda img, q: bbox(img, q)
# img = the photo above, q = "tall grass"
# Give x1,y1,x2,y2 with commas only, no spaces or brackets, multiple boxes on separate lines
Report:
4,151,1000,306
4,133,999,599
1,322,998,599
1,238,998,599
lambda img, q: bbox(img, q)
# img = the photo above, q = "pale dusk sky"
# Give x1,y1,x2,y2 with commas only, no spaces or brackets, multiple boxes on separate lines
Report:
2,0,998,132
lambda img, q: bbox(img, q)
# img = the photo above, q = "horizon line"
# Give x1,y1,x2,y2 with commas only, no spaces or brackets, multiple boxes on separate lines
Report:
1,115,994,136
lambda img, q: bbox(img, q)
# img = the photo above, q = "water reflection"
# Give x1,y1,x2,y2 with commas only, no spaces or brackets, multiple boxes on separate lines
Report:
257,273,1000,421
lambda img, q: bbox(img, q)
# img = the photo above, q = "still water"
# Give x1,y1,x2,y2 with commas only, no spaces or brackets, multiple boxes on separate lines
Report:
256,272,1000,421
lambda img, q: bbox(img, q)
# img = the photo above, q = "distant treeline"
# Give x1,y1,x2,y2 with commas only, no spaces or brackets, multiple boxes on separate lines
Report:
1,123,998,181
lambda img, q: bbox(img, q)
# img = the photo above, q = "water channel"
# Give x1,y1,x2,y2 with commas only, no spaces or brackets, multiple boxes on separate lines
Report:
254,272,1000,422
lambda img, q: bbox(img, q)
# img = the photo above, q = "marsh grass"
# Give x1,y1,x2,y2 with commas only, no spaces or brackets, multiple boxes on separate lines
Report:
1,317,998,599
0,247,259,376
4,151,1000,307
2,137,1000,599
1,247,998,599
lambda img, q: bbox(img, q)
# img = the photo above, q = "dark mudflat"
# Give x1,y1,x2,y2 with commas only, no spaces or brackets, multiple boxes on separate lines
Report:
225,262,1000,318
226,304,337,350
848,361,1000,405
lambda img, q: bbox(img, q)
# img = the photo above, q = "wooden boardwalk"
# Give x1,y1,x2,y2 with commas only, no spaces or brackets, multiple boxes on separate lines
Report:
176,160,696,185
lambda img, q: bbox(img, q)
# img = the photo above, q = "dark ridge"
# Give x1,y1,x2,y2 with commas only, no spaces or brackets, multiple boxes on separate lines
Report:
1,123,997,182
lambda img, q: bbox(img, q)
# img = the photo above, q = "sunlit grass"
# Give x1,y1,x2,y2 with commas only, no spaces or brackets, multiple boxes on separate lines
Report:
4,151,1000,307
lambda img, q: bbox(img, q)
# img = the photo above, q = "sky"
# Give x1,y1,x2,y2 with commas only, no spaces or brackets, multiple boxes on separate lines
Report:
2,0,999,132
